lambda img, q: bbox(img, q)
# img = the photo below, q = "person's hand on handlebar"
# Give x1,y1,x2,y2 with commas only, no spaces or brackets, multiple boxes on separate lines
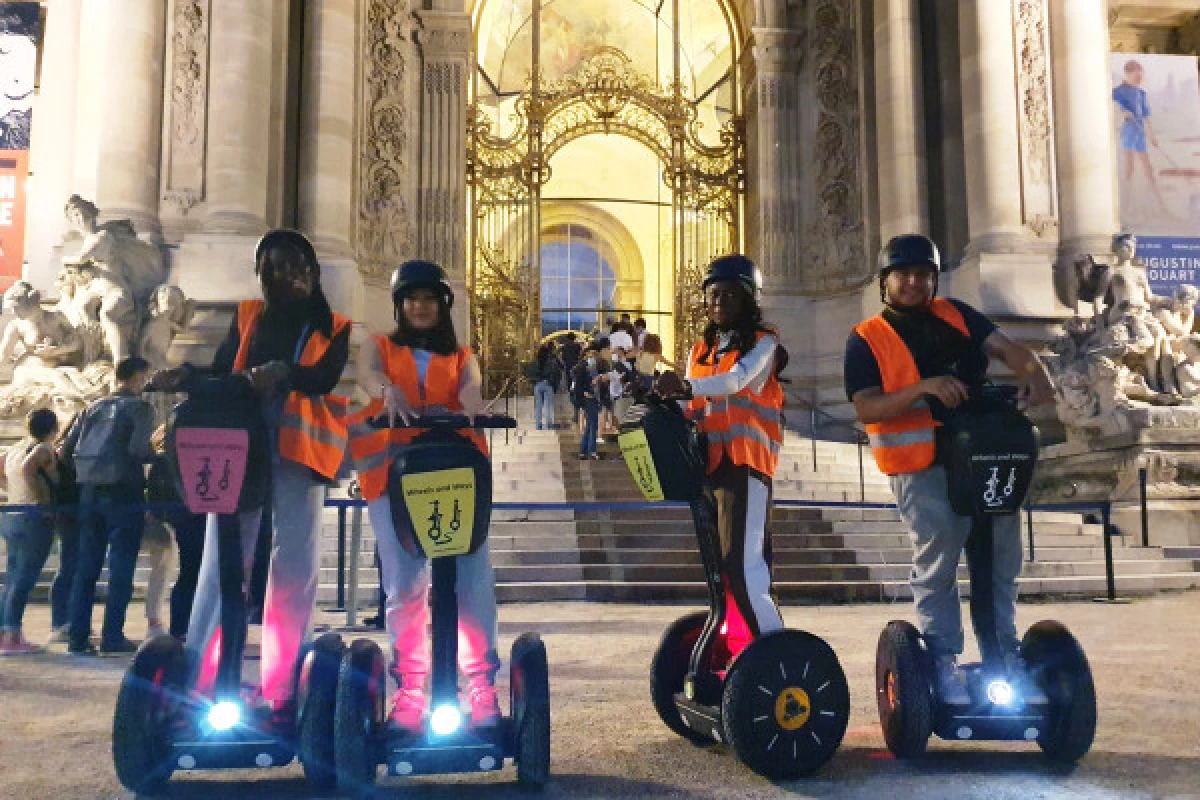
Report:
654,370,692,399
919,375,969,409
247,360,290,394
1017,365,1056,409
382,384,417,426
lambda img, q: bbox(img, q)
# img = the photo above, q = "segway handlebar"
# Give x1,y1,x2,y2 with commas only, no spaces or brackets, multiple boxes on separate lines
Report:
366,413,518,430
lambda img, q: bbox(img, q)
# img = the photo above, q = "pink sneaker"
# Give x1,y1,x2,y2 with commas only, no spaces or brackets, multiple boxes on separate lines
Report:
0,633,44,655
467,679,501,729
388,687,426,734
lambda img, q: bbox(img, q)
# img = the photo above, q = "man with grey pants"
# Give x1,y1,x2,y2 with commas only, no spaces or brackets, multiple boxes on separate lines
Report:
843,234,1056,703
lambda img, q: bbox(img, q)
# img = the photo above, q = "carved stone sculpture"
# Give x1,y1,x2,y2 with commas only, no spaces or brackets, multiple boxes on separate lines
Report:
138,285,196,371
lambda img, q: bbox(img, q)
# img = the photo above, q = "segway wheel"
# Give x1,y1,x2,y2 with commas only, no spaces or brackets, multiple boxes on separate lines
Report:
296,633,345,789
721,630,850,780
875,620,934,759
1021,621,1097,763
112,635,189,795
335,638,386,796
649,611,712,744
511,632,551,790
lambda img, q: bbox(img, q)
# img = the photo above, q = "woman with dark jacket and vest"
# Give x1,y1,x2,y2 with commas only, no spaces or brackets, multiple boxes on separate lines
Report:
347,260,500,735
654,254,788,657
156,229,351,728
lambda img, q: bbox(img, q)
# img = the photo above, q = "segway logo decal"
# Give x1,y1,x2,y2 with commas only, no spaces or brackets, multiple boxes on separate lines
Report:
774,687,812,731
618,430,665,501
401,467,476,557
174,428,249,514
983,466,1017,509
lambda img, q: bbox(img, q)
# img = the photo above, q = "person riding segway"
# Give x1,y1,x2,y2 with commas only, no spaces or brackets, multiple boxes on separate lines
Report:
334,261,550,794
111,374,345,792
846,234,1096,761
628,255,850,780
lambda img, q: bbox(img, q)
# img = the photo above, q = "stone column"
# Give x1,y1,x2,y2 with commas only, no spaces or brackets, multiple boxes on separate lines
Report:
959,0,1023,252
1050,0,1117,267
874,0,928,241
204,0,273,233
414,9,472,334
741,28,803,290
297,0,363,322
94,0,167,238
25,0,84,290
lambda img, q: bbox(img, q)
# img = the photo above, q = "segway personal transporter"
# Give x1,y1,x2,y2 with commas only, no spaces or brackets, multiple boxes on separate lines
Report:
112,375,345,793
876,385,1097,762
620,395,850,779
334,413,550,796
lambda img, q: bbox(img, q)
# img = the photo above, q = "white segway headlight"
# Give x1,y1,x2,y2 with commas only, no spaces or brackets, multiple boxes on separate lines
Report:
430,704,462,736
207,701,242,731
986,679,1015,707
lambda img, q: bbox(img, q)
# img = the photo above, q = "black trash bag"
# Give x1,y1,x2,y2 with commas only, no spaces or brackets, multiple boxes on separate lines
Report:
386,430,493,559
618,400,706,503
166,375,271,514
937,387,1039,517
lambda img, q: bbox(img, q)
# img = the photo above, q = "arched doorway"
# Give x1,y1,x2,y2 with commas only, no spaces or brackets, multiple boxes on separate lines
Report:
467,0,745,388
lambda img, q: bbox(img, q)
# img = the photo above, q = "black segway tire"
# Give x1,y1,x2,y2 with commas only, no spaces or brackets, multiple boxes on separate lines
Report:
721,629,850,780
297,633,345,789
649,610,711,744
875,620,934,759
511,632,551,790
1021,621,1097,763
112,635,189,795
335,638,387,796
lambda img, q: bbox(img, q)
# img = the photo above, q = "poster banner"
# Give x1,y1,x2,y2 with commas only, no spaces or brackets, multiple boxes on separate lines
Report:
0,3,38,292
1111,53,1200,295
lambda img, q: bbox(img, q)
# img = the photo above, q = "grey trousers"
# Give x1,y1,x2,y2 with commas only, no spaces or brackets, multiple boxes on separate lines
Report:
367,494,500,686
186,458,326,709
889,465,1023,657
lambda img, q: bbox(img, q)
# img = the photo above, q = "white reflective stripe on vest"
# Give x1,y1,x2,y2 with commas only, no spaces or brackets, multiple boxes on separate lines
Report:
868,427,935,449
724,395,783,424
706,423,782,455
280,411,347,449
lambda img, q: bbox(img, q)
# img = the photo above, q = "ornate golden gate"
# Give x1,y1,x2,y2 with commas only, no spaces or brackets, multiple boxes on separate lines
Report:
467,5,745,389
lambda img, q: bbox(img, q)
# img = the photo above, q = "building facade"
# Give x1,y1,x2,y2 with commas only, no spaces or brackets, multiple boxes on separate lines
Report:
19,0,1200,414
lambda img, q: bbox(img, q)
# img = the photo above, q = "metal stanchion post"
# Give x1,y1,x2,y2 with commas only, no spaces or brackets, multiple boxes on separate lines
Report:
1095,502,1129,604
1139,467,1149,548
332,505,347,613
1026,504,1035,562
810,406,817,472
857,436,865,505
347,502,364,628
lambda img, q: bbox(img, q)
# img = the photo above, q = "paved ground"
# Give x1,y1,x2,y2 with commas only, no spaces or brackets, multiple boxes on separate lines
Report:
1,593,1199,799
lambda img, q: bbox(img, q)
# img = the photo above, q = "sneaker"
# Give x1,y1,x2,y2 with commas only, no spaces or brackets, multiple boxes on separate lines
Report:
68,641,99,656
47,626,70,645
388,687,427,735
0,634,44,656
590,453,602,460
466,680,501,729
1004,652,1049,705
146,624,168,640
934,655,971,705
99,637,140,656
578,453,589,461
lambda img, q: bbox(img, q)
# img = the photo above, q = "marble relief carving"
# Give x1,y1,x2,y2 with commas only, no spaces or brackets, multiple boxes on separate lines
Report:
357,0,417,282
161,0,209,216
1015,0,1057,238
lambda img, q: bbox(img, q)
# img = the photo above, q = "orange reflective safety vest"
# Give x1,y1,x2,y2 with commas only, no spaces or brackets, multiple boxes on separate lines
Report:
852,297,970,476
688,331,785,477
347,337,489,502
232,299,352,481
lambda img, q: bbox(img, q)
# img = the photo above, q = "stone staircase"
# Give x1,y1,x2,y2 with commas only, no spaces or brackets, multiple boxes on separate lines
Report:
8,393,1200,606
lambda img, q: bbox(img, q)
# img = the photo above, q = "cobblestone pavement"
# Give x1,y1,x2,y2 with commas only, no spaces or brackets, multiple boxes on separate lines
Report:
1,594,1198,799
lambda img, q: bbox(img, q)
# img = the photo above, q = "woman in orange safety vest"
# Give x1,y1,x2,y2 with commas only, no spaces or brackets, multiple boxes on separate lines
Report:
655,254,788,659
349,260,500,736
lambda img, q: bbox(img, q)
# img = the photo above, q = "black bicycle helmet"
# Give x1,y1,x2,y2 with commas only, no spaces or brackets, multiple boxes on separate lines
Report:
391,260,454,308
878,234,941,277
254,229,319,277
701,254,762,300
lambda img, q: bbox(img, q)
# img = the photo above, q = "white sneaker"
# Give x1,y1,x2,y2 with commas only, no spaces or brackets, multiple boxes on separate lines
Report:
934,655,971,705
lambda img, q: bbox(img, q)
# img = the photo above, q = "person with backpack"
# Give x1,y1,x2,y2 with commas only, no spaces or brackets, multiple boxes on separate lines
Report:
531,342,563,430
0,408,61,654
571,341,607,460
61,356,155,655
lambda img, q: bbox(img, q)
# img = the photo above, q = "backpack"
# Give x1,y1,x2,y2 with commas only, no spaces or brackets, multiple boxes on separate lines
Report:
72,396,145,485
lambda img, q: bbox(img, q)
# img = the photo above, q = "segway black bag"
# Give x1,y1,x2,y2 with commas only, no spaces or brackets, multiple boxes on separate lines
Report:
166,374,270,514
618,400,706,502
387,429,493,559
937,386,1039,517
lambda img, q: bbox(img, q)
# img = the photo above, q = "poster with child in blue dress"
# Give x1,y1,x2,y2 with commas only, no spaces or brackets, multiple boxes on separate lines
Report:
1111,53,1200,295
